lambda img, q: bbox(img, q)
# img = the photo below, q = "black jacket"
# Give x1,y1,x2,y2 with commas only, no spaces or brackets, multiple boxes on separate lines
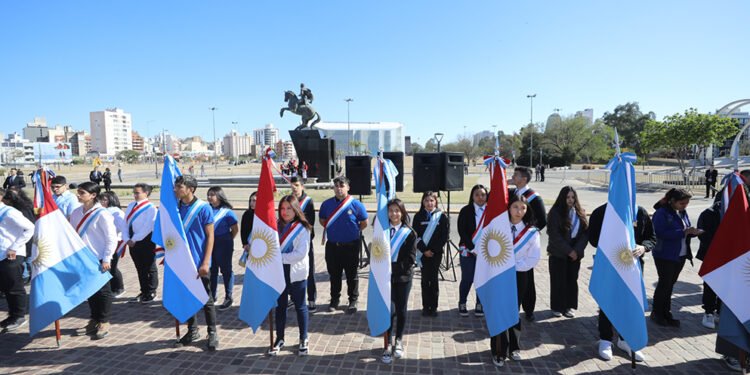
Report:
547,205,588,259
392,229,417,283
413,209,449,256
298,192,315,239
509,187,547,230
588,204,656,252
3,175,25,189
696,201,721,261
457,204,479,252
240,209,254,246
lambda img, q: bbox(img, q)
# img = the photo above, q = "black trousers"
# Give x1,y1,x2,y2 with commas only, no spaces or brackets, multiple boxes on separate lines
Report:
0,256,27,319
702,281,722,315
307,241,317,302
549,256,580,312
88,279,112,323
706,182,716,198
389,278,413,340
187,276,217,334
109,254,124,292
131,235,158,296
652,257,686,319
491,271,527,358
521,269,536,315
325,240,360,303
420,252,442,311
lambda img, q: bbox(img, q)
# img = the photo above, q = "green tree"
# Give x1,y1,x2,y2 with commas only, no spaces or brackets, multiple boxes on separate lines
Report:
443,136,477,163
641,108,739,179
602,102,654,156
540,116,607,166
424,138,438,152
516,124,543,167
116,150,141,163
410,142,424,154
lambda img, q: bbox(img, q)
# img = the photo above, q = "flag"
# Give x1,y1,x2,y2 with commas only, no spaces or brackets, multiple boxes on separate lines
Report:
152,155,209,323
239,149,286,332
589,148,648,351
29,168,111,336
367,156,398,336
720,172,746,216
474,154,518,336
699,182,750,353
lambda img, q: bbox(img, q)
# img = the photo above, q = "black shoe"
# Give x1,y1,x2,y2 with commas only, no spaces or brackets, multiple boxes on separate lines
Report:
131,293,143,303
525,313,535,322
474,303,484,317
0,317,12,328
207,332,219,351
174,329,201,348
268,338,285,356
650,313,669,326
328,300,339,312
563,309,575,318
667,317,681,327
141,293,156,304
218,298,233,311
308,301,317,313
347,300,358,314
3,317,27,332
430,310,439,318
422,308,430,317
112,289,126,298
458,304,468,317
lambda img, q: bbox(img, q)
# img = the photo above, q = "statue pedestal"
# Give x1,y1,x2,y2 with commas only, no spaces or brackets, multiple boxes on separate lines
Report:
289,129,337,183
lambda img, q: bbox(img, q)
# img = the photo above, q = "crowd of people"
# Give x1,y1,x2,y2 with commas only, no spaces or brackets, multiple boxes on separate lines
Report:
0,166,748,371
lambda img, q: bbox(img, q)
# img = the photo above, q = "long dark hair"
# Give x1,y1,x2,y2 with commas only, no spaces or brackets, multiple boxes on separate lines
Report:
467,184,488,205
98,191,121,209
207,186,233,209
387,198,411,228
508,194,536,227
2,187,35,222
247,191,257,211
653,188,692,211
277,195,312,231
550,186,588,232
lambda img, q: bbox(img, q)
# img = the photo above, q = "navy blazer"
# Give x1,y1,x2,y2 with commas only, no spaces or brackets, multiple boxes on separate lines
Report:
652,207,693,261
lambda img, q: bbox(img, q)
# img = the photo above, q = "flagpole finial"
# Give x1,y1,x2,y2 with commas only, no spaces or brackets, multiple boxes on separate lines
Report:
612,128,622,155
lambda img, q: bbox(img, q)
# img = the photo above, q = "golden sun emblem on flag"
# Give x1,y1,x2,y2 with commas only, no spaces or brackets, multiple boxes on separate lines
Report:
248,229,277,268
480,229,512,267
32,235,53,269
165,237,176,250
370,236,389,263
613,244,636,271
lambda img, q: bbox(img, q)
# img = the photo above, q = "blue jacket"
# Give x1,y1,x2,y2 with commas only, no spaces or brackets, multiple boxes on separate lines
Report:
652,206,693,261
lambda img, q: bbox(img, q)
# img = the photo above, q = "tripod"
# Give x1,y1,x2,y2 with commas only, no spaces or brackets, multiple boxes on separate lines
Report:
438,191,458,282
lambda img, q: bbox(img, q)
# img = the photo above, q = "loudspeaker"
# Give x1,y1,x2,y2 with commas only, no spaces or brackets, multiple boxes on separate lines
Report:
288,130,337,183
413,153,442,192
345,155,372,195
442,152,464,191
383,151,404,192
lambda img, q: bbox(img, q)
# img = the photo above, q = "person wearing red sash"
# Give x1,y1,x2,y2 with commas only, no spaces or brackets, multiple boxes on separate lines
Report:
98,191,126,298
412,191,448,317
123,183,158,304
0,188,34,333
70,182,118,340
290,176,318,312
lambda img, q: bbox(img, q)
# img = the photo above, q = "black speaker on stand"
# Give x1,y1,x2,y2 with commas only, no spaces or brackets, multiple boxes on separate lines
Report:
413,153,443,192
345,156,372,196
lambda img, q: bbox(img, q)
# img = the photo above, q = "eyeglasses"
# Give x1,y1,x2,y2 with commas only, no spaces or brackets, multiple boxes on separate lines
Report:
51,185,63,189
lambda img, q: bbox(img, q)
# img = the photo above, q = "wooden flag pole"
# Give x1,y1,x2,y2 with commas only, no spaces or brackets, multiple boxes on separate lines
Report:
54,320,61,347
739,349,747,375
384,332,389,350
269,311,274,350
175,319,180,340
495,335,501,360
631,351,636,370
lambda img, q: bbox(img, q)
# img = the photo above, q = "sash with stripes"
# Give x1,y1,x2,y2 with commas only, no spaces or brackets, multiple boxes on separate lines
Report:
470,207,487,253
183,200,209,231
390,227,411,262
76,207,104,238
153,246,165,264
299,196,312,212
0,206,12,259
322,195,354,243
513,225,538,254
279,221,304,254
116,241,127,258
417,210,442,267
127,200,153,231
213,207,230,225
521,188,539,203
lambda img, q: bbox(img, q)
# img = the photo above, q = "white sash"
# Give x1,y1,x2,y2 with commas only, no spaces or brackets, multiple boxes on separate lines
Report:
279,222,304,254
183,200,208,231
390,227,411,262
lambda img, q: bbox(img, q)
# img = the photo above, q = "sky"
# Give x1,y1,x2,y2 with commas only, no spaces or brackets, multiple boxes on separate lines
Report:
1,1,749,146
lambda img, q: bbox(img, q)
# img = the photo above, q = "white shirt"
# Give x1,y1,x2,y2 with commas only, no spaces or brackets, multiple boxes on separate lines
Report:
280,225,310,283
473,203,486,227
107,207,127,241
70,203,117,261
510,222,541,272
122,199,157,243
0,202,34,259
515,185,530,197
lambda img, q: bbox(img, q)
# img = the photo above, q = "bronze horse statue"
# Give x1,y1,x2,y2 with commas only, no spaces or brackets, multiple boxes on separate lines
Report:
280,90,321,130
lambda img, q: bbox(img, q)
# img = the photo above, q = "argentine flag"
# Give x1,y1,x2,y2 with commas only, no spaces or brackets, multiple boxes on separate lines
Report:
367,156,398,336
29,168,111,336
239,150,286,332
152,156,209,323
589,144,648,352
474,154,518,336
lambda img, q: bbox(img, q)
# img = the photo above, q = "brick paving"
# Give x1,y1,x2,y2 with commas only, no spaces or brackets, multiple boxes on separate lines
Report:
0,173,738,374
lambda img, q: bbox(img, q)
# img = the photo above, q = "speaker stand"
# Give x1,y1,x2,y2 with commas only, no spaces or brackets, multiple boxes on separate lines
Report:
438,191,458,282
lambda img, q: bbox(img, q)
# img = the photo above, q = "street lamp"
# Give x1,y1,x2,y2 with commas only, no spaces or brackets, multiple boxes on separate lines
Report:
526,94,536,167
434,132,444,152
209,107,218,167
345,98,353,155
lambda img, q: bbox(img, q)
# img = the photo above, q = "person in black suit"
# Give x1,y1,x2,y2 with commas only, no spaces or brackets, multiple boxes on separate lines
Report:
413,191,449,317
508,166,547,321
456,184,488,317
704,166,718,198
3,168,25,190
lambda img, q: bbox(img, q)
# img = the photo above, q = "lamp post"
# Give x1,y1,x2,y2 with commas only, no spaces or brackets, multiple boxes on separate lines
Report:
526,94,536,167
434,132,444,152
345,98,353,155
209,107,218,167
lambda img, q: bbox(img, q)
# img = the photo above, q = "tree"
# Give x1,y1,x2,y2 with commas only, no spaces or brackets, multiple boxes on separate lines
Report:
602,102,654,156
542,116,609,166
641,108,739,179
424,138,438,152
443,136,477,163
410,142,424,154
116,150,141,163
516,124,543,167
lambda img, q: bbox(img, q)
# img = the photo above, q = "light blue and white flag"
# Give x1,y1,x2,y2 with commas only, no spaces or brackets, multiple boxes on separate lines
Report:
589,132,648,351
152,155,209,323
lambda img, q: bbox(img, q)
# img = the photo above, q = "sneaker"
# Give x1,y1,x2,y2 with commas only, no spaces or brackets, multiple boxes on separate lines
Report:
308,301,317,313
298,338,309,356
563,309,575,318
430,310,439,318
93,322,109,340
218,298,233,311
268,338,284,356
723,356,742,372
74,320,98,336
131,293,143,303
598,340,613,361
458,304,468,317
0,317,12,328
525,312,535,322
141,293,156,304
174,329,201,348
3,317,28,332
616,339,645,362
422,308,430,317
474,303,484,317
702,313,715,329
347,300,358,314
510,350,522,361
113,289,126,298
552,310,563,318
393,339,404,359
328,300,339,312
381,345,393,364
666,317,681,327
207,332,219,351
649,312,669,326
492,356,505,367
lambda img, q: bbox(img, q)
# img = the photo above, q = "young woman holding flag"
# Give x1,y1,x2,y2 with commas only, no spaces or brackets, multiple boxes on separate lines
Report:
207,187,239,311
269,195,312,357
413,191,448,317
98,191,126,298
456,184,489,317
490,194,541,367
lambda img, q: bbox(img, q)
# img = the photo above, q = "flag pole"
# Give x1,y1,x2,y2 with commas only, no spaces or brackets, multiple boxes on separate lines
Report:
268,310,274,350
384,332,389,350
631,351,636,370
175,319,180,340
54,320,61,347
739,350,747,375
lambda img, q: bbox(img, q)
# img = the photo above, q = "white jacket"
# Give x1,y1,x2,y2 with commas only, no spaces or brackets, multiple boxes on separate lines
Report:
281,225,310,283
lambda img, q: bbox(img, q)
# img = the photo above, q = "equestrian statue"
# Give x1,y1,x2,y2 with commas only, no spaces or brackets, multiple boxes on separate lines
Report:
280,83,321,130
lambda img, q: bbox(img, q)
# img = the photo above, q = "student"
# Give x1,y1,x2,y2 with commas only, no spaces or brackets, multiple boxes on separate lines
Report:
269,195,312,357
457,184,488,317
172,175,218,351
319,176,368,314
70,182,118,340
3,188,35,284
547,186,588,318
103,168,112,192
696,201,721,330
412,191,448,317
51,176,81,220
98,191,126,298
0,188,34,332
651,188,699,327
290,177,318,312
240,192,257,266
207,187,239,311
381,199,417,364
490,194,541,367
123,183,158,304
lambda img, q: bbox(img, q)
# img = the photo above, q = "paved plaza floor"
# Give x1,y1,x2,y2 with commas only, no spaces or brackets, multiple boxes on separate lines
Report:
0,171,738,374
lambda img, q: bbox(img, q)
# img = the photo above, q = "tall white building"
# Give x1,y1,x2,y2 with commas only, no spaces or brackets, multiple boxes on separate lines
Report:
89,108,133,156
315,121,404,156
575,108,594,125
253,123,280,147
223,130,254,158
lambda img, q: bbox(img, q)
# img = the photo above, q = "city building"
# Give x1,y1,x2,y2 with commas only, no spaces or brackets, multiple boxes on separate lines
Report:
90,108,133,156
223,130,254,158
181,136,209,153
405,136,412,155
275,140,296,160
315,121,404,156
253,123,280,147
574,108,594,125
68,131,90,156
131,131,145,153
472,130,494,145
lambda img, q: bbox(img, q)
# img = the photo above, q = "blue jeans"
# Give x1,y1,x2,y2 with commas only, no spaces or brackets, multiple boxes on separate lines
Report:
459,255,480,305
210,235,234,300
275,264,308,341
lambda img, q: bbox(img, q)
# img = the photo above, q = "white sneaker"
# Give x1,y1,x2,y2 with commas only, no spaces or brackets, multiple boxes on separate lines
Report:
381,346,393,364
510,350,522,361
598,340,613,361
617,339,645,362
702,313,716,329
393,339,404,359
492,356,505,367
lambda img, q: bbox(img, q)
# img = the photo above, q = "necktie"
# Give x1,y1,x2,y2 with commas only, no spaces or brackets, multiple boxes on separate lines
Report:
390,227,395,237
511,225,517,240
